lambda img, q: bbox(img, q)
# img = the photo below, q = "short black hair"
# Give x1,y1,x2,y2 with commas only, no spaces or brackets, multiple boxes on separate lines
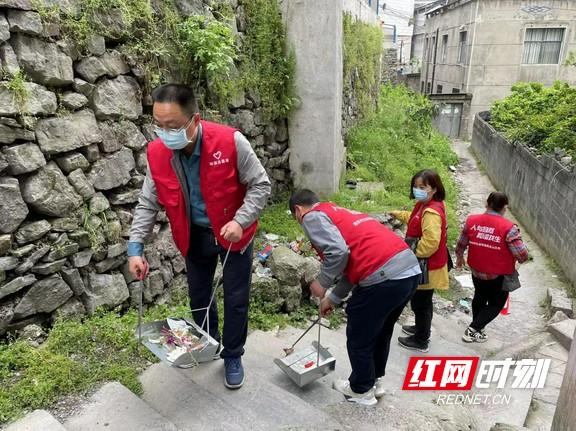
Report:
487,191,508,212
151,84,199,116
410,169,446,201
289,189,320,214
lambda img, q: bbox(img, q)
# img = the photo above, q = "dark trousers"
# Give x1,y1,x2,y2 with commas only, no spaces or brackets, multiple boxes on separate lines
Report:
346,275,420,393
185,225,253,359
470,276,508,331
410,289,434,343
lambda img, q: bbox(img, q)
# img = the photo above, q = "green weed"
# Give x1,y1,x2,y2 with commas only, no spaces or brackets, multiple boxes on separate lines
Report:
0,70,29,113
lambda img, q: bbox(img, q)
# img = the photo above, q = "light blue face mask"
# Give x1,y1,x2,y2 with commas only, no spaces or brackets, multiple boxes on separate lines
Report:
154,117,195,150
413,187,430,201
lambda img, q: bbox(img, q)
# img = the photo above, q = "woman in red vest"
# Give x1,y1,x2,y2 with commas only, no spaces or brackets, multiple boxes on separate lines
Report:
390,169,449,353
455,192,528,342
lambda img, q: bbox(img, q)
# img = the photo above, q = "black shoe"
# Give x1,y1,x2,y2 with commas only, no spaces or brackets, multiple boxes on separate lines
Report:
398,335,430,353
401,325,431,341
401,325,416,336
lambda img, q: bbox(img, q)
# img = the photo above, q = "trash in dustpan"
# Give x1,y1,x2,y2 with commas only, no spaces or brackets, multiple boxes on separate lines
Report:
274,341,336,388
136,317,219,368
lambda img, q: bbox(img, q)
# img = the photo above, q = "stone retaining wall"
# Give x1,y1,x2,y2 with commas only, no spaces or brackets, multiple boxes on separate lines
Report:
472,112,576,289
0,0,291,335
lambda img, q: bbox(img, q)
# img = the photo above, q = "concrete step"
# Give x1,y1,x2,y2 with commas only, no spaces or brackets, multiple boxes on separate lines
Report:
5,410,67,431
64,382,180,431
176,353,341,430
141,364,252,431
244,329,346,406
524,334,569,431
547,319,576,350
248,319,537,431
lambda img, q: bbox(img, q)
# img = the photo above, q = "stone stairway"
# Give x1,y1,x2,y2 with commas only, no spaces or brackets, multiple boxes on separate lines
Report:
6,312,556,431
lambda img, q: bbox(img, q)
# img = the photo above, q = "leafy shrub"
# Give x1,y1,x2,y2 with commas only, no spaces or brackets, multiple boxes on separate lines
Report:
33,0,296,120
490,81,576,158
174,15,237,96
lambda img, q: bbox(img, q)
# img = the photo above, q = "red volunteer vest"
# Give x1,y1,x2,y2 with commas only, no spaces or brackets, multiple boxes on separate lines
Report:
465,213,515,275
405,200,448,270
147,120,257,256
307,203,409,285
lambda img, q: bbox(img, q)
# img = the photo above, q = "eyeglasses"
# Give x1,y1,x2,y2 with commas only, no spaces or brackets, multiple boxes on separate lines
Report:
152,115,195,136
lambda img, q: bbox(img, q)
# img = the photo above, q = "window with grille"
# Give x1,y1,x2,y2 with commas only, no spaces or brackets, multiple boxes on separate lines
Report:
523,28,564,64
436,85,443,94
458,31,468,64
441,35,448,63
426,82,431,93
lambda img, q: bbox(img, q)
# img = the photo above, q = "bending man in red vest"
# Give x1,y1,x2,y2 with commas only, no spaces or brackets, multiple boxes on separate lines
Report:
128,84,271,389
455,192,528,343
290,190,421,406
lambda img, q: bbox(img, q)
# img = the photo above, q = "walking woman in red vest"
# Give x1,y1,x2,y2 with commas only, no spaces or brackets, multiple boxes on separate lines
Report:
390,169,449,353
128,84,271,389
290,190,421,406
455,192,528,342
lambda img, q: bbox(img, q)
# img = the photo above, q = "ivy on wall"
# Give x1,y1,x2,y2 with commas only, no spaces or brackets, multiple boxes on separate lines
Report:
342,12,383,120
241,0,297,122
33,0,296,121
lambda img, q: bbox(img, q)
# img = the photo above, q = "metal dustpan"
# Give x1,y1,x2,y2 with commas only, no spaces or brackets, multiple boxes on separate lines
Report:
136,317,219,368
274,341,336,388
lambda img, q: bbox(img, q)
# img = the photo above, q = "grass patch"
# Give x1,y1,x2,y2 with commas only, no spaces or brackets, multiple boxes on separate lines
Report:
341,84,459,244
0,310,153,424
249,300,345,331
259,84,460,245
0,290,342,425
258,198,301,241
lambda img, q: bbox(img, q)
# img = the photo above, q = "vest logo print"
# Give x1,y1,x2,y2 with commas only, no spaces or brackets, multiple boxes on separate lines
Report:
210,151,230,167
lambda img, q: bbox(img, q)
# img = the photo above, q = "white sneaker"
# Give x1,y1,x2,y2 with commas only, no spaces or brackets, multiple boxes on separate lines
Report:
333,379,377,406
462,327,487,343
374,377,386,398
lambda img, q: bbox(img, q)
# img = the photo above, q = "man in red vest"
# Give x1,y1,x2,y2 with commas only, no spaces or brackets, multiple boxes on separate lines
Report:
456,192,528,343
128,84,271,389
290,189,421,405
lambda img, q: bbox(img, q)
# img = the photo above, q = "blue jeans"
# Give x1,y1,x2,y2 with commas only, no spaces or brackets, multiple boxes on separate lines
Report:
185,224,253,359
346,275,420,393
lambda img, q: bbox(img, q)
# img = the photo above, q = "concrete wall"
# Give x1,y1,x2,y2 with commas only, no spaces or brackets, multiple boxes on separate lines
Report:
471,113,576,289
380,0,415,63
419,0,576,137
398,73,422,92
552,325,576,430
281,0,379,193
343,0,379,24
